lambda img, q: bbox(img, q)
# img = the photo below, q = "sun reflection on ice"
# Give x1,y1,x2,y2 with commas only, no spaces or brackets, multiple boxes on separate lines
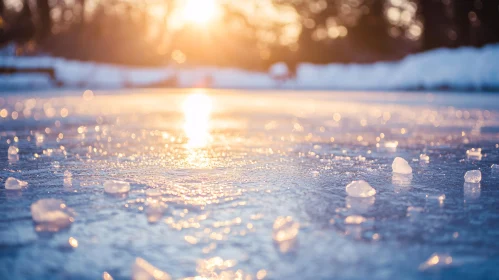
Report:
183,92,213,148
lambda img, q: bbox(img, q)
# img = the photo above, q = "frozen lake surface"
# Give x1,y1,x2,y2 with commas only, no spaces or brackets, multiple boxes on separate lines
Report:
1,89,499,279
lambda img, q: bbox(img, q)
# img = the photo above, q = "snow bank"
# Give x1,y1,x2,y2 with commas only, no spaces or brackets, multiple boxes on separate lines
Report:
295,44,499,90
1,44,499,91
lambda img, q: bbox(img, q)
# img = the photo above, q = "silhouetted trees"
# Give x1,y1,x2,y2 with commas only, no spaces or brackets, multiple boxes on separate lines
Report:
1,0,499,68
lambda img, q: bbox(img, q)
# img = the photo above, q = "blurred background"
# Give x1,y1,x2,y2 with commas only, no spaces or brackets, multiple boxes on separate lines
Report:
1,0,499,72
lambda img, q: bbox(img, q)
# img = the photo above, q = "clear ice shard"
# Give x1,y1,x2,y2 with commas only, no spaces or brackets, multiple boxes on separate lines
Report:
392,157,413,174
345,180,376,197
104,180,131,194
30,199,74,231
5,177,28,190
464,170,481,183
132,258,171,280
419,154,430,162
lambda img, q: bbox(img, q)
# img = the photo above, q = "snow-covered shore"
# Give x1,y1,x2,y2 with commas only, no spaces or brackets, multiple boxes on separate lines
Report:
1,44,498,91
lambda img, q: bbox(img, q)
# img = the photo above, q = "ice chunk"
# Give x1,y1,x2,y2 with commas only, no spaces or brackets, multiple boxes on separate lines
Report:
5,177,28,190
31,199,74,231
419,253,453,271
392,157,412,174
8,146,18,156
466,148,481,157
419,154,430,162
7,146,19,162
466,148,482,160
345,180,376,198
464,170,481,183
273,216,299,253
104,180,130,194
132,258,171,280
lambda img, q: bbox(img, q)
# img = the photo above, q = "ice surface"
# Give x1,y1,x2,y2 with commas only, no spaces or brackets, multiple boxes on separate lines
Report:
392,157,413,174
145,188,162,197
30,199,74,231
406,206,424,217
103,180,131,194
345,180,376,198
132,258,171,280
419,253,453,271
145,199,167,223
464,170,482,183
272,216,299,253
0,90,499,279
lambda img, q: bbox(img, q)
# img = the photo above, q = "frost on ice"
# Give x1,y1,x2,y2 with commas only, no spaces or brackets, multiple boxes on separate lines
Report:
132,257,171,280
464,170,481,183
272,216,300,253
5,177,28,190
392,157,412,174
30,199,74,232
345,180,376,198
104,180,131,194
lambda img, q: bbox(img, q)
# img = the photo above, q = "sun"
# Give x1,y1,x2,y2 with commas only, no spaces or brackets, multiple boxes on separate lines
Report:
180,0,220,25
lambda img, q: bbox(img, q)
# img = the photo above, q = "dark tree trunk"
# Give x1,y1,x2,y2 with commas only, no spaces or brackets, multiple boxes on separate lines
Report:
36,0,51,41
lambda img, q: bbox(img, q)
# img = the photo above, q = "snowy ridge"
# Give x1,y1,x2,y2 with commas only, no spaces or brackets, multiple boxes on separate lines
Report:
1,44,499,91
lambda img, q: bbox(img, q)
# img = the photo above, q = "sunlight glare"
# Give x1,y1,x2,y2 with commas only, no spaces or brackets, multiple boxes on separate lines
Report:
181,0,220,25
183,92,212,147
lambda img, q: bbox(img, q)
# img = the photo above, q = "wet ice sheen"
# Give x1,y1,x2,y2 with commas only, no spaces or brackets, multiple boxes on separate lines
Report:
5,177,28,190
345,180,376,197
1,90,499,279
464,170,482,183
103,180,131,194
30,199,74,231
392,157,413,174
